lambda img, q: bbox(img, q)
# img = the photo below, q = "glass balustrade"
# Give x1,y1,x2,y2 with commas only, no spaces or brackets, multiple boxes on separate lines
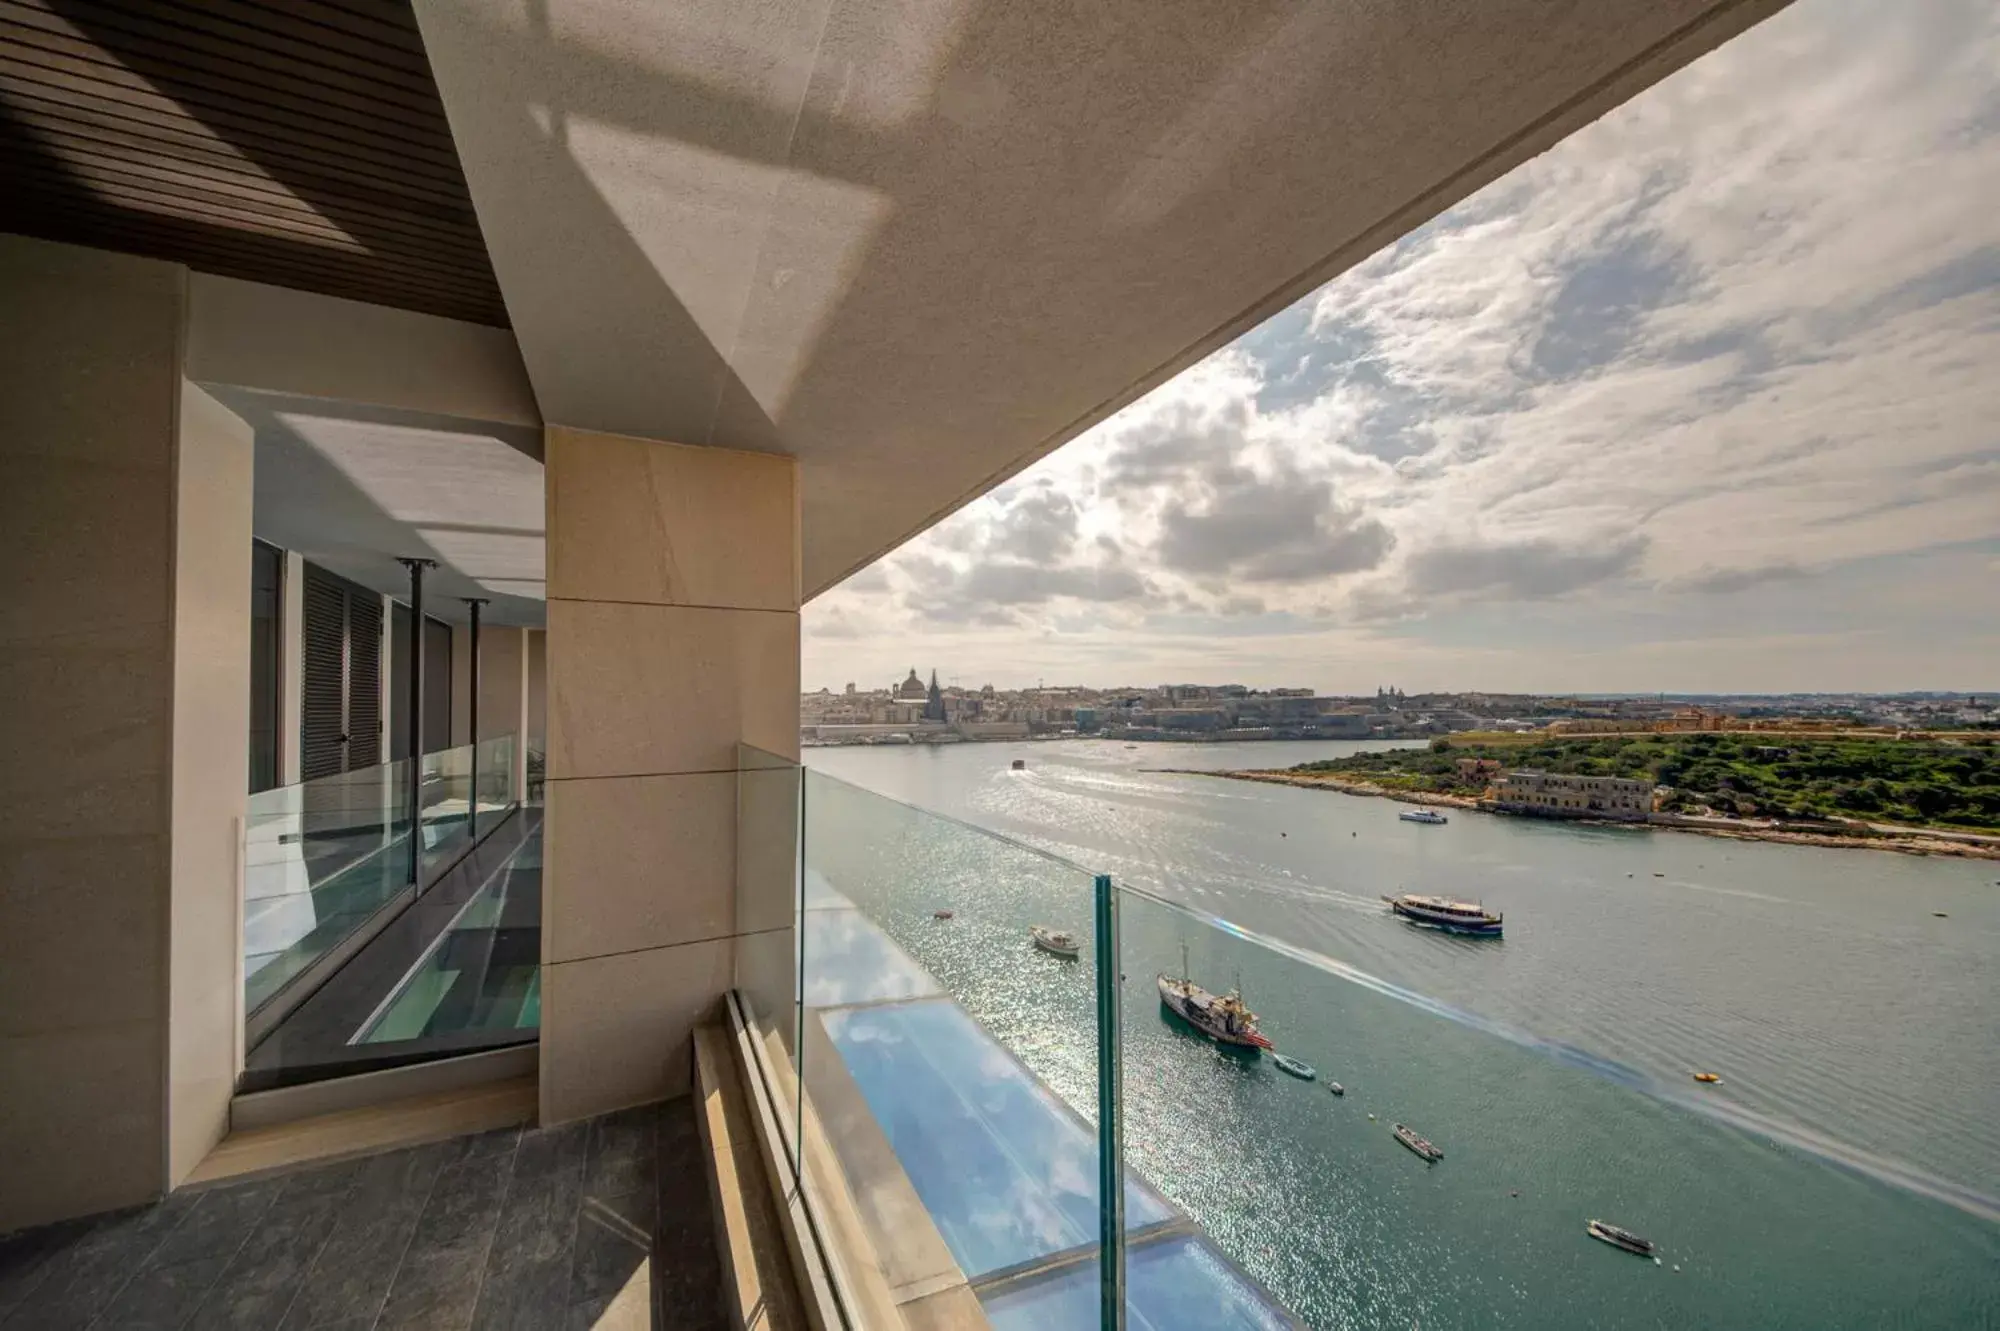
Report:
243,758,413,1014
731,757,1998,1329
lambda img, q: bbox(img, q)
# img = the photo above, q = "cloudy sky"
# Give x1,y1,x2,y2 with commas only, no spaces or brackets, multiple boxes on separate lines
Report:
804,0,2000,696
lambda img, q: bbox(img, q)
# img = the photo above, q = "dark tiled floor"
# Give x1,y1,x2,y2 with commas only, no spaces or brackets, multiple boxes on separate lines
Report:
0,1100,724,1331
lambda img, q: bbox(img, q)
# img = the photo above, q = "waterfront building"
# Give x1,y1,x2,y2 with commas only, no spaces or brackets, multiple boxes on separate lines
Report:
1492,771,1656,818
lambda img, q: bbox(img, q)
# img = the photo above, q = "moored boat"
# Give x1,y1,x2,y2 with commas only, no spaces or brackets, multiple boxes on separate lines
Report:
1392,1123,1442,1161
1030,925,1080,959
1272,1053,1316,1080
1586,1220,1656,1256
1382,893,1503,937
1157,945,1273,1049
1399,808,1448,825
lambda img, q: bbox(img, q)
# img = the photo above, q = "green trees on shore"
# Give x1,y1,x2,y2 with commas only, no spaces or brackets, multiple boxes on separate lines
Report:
1291,734,2000,831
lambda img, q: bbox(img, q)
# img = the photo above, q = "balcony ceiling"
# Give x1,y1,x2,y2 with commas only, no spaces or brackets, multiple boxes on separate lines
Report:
412,0,1792,597
0,0,507,326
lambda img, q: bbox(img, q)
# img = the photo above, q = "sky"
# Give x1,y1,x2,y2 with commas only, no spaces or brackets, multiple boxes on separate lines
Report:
803,0,2000,696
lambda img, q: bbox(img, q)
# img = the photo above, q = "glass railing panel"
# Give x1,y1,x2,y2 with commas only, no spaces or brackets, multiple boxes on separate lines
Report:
244,758,412,1013
525,745,546,807
735,744,803,1173
473,731,516,814
416,741,477,882
1112,884,2000,1329
798,768,1171,1319
245,738,523,1028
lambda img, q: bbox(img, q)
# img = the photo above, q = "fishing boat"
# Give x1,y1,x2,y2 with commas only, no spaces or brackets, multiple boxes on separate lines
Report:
1586,1220,1657,1257
1271,1053,1316,1080
1382,893,1503,937
1392,1124,1442,1162
1030,925,1080,959
1157,944,1273,1050
1399,808,1448,825
933,909,955,920
1327,1082,1345,1097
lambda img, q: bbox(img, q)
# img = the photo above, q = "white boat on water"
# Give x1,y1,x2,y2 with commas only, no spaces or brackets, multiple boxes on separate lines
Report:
1157,945,1273,1050
1393,1123,1443,1162
1383,892,1503,937
1272,1053,1316,1080
1586,1220,1656,1257
1030,925,1080,959
1399,808,1448,824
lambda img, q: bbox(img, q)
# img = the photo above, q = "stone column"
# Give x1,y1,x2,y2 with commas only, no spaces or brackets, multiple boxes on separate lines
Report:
0,234,252,1228
541,427,797,1124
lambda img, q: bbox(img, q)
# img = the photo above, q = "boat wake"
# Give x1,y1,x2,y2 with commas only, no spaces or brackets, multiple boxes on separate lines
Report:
1115,882,2000,1227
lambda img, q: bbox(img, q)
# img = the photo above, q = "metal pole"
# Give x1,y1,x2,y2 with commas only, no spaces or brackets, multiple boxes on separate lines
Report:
464,598,486,833
398,558,435,885
1094,873,1125,1330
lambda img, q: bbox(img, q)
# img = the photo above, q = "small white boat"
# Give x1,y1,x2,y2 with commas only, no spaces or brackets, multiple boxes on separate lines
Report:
1399,808,1448,825
1030,925,1080,959
1327,1082,1345,1097
1587,1220,1657,1257
1392,1123,1443,1162
1271,1053,1316,1080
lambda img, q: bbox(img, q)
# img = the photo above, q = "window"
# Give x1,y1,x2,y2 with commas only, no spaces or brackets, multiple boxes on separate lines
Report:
248,540,282,793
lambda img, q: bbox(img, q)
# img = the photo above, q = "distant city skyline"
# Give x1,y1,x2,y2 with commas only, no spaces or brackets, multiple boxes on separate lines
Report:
804,0,2000,696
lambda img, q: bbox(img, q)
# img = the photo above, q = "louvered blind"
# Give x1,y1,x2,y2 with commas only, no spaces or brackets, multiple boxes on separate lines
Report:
299,564,347,781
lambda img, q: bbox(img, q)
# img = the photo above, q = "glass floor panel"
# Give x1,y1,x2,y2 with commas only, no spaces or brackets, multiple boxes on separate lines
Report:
821,997,1176,1280
354,828,542,1045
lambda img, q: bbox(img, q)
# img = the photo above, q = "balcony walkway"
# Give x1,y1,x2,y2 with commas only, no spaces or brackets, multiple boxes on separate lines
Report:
0,1101,722,1331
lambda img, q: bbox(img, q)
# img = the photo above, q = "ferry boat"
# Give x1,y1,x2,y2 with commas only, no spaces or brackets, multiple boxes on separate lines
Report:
1382,893,1503,937
1157,945,1273,1050
1399,808,1448,825
1030,925,1079,959
1392,1124,1443,1162
1586,1220,1656,1257
1271,1053,1316,1080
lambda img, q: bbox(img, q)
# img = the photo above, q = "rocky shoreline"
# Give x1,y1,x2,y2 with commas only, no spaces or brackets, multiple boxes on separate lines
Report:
1165,769,2000,861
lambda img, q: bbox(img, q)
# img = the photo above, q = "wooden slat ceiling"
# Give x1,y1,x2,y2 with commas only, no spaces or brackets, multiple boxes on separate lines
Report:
0,0,508,327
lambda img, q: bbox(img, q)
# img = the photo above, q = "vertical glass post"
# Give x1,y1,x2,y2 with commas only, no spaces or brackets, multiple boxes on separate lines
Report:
1094,872,1124,1330
397,557,435,885
464,597,485,832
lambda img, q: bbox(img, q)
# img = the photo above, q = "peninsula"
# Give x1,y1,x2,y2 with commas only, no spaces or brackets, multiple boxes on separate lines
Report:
1182,733,2000,860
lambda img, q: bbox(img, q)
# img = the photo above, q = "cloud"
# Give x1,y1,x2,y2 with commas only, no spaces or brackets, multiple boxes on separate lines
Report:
1406,534,1650,601
805,0,2000,692
1154,461,1394,584
959,562,1147,605
1667,561,1809,594
988,487,1080,564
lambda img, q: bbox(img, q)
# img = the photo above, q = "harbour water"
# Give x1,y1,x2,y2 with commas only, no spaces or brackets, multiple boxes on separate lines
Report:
805,739,2000,1328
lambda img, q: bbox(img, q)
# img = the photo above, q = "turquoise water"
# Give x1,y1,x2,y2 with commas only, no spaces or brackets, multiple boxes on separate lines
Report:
804,742,2000,1329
